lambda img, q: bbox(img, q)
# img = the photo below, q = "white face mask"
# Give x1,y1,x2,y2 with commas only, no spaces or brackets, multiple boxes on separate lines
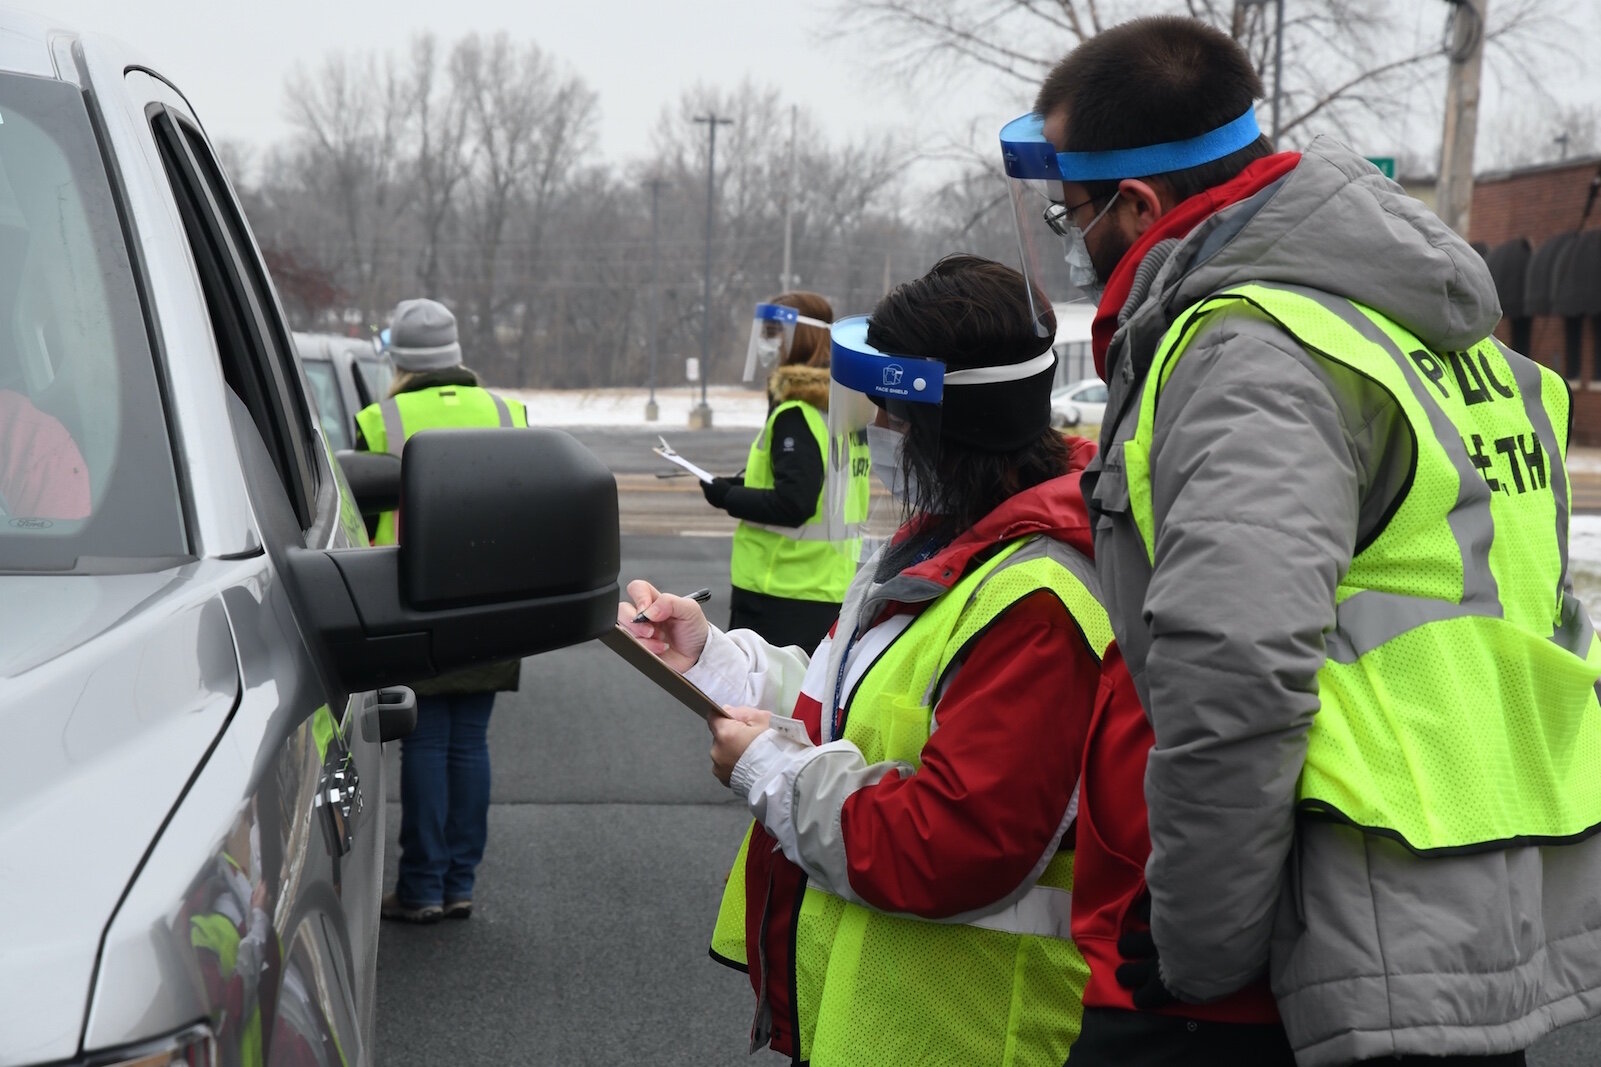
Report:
1063,191,1120,301
865,423,916,504
755,336,783,367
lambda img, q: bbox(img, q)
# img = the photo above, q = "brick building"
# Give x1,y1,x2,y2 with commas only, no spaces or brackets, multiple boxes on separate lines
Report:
1470,156,1601,442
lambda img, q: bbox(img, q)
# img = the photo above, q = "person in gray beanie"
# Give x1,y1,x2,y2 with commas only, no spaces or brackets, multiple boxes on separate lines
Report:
384,298,464,372
354,298,528,924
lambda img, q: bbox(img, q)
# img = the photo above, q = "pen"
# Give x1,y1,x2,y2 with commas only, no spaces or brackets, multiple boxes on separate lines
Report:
634,587,712,624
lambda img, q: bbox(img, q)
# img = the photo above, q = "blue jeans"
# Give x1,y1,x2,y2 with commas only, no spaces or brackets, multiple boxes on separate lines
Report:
395,691,495,906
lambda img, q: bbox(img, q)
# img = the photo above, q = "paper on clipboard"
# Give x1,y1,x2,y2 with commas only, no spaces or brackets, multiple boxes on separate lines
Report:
599,624,732,721
652,435,716,484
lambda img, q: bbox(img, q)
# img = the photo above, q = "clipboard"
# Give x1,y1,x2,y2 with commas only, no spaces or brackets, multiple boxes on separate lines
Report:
653,436,716,484
599,624,733,721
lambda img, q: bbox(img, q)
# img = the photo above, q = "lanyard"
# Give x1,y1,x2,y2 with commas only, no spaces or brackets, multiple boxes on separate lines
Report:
830,628,861,742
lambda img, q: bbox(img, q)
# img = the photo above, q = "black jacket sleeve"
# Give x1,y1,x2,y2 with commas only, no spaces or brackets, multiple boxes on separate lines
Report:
718,406,824,527
351,422,382,540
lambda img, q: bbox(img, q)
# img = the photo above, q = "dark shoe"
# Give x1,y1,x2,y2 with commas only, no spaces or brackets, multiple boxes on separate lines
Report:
443,898,473,920
382,892,443,924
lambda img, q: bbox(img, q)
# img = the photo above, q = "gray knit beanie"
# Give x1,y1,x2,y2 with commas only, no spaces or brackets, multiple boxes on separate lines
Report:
387,298,463,371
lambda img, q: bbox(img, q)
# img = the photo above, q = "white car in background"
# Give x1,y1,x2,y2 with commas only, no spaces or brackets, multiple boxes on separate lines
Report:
1051,378,1109,429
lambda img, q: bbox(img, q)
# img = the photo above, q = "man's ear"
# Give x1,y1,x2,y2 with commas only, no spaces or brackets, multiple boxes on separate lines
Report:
1116,179,1171,237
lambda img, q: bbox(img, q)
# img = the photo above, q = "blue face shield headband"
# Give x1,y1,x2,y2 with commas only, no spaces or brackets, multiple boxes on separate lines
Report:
829,316,1057,452
999,107,1262,182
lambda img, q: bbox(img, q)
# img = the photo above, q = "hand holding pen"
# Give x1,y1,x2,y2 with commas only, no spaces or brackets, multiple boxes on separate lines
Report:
634,587,711,623
618,582,712,674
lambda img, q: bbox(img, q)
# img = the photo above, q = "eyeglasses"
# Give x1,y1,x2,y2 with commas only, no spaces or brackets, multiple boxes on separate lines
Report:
1042,193,1107,237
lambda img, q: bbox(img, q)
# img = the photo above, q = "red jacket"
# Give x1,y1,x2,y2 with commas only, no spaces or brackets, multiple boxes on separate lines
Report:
0,389,89,520
1072,643,1280,1020
724,437,1105,1056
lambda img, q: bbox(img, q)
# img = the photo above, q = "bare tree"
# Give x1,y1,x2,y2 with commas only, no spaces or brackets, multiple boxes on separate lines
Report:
283,52,416,320
408,34,472,298
241,45,928,388
834,0,1561,149
449,33,597,383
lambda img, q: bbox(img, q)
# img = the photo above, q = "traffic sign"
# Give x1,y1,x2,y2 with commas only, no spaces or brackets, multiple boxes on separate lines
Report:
1366,156,1397,180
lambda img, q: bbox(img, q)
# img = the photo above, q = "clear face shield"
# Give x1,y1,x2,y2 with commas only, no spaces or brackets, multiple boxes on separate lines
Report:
743,302,832,381
1000,113,1082,332
822,316,1057,566
998,108,1265,319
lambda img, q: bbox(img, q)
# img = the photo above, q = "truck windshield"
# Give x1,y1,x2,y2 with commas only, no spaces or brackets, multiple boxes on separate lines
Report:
0,72,185,572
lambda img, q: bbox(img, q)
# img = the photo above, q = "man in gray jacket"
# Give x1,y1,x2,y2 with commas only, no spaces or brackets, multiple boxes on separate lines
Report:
1004,15,1601,1067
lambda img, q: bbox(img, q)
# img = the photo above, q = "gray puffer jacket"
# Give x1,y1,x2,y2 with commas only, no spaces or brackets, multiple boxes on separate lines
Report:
1088,137,1601,1065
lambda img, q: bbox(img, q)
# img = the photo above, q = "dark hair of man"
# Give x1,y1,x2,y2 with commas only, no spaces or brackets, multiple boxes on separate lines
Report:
1034,16,1274,203
772,290,835,367
866,253,1068,577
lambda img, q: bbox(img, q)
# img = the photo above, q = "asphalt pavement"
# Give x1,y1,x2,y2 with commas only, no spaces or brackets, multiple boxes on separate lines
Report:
373,426,1601,1065
376,531,756,1065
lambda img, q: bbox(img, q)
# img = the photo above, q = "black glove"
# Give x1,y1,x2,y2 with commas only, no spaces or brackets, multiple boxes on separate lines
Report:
1114,895,1177,1010
701,475,741,508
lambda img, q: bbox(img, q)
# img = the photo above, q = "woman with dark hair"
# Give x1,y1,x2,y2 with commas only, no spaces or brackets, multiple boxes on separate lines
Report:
700,290,869,649
622,255,1105,1064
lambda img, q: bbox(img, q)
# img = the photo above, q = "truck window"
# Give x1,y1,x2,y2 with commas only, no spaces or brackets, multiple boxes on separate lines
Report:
0,72,185,572
302,359,351,451
151,108,319,528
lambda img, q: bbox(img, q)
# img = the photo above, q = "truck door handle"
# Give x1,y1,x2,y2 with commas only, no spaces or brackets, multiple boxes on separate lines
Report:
376,685,417,742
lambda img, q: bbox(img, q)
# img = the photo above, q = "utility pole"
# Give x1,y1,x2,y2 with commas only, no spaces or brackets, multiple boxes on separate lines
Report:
644,176,665,422
692,113,733,430
781,104,797,293
1437,0,1488,237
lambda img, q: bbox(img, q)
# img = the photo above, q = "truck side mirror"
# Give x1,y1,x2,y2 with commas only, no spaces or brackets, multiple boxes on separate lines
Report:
292,428,620,693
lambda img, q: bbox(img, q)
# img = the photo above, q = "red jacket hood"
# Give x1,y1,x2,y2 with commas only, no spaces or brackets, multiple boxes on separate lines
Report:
898,434,1098,589
1091,151,1302,378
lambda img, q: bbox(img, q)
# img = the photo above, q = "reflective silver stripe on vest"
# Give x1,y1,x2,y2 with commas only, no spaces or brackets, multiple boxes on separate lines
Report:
740,520,864,542
1495,337,1572,608
378,398,405,457
490,392,513,427
989,535,1103,602
1252,286,1504,663
964,884,1073,941
805,880,1073,942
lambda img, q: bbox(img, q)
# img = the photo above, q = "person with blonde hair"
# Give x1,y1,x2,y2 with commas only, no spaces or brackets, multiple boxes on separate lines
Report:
701,290,868,649
354,298,527,925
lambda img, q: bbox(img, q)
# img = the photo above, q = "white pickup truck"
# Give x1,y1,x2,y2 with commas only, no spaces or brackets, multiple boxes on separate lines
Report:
0,12,618,1065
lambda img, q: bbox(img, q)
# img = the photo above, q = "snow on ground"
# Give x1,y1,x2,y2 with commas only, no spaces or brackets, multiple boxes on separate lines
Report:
502,385,1601,606
1572,514,1601,574
500,386,769,430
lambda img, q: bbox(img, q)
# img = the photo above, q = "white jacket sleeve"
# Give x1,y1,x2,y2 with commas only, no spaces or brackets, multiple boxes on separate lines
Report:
684,624,813,715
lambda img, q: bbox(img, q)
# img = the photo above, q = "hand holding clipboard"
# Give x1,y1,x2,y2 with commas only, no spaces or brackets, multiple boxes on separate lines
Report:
609,582,731,721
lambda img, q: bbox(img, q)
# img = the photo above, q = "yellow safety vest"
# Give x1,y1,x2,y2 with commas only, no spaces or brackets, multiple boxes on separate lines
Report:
353,385,526,546
729,400,870,603
1124,282,1601,852
712,535,1110,1065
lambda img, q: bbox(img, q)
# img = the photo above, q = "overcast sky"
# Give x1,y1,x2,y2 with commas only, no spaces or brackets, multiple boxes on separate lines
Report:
28,0,1601,177
33,0,989,167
